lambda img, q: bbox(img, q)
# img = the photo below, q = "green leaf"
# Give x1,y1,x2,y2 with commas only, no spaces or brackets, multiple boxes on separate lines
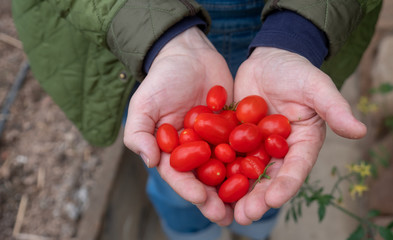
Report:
384,116,393,131
387,220,393,230
318,204,326,222
285,210,291,223
297,202,303,218
347,225,365,240
291,206,298,223
377,83,393,94
379,227,393,240
367,209,381,218
331,166,338,176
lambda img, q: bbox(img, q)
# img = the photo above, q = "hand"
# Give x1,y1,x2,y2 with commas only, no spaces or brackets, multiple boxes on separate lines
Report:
233,47,367,225
123,27,234,225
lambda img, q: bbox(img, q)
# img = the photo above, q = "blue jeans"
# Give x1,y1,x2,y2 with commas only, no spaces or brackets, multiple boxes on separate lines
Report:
145,1,280,240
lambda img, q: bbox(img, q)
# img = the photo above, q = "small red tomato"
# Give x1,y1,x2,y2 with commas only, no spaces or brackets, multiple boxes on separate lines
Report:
258,114,291,140
196,159,226,186
194,113,236,145
218,174,249,203
179,128,202,144
206,85,227,111
156,123,179,153
247,144,271,166
265,134,289,158
240,156,267,179
220,110,240,126
229,123,262,153
183,105,212,129
226,157,243,178
236,95,268,124
170,141,211,172
214,143,236,163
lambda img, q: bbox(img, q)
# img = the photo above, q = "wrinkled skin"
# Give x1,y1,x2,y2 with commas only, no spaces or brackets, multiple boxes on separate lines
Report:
124,27,234,225
232,47,366,224
124,28,367,226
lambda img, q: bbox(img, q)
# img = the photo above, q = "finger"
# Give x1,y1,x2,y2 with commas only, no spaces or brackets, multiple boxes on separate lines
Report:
264,122,325,208
234,161,282,225
307,73,367,139
196,187,234,225
157,153,207,205
123,102,160,168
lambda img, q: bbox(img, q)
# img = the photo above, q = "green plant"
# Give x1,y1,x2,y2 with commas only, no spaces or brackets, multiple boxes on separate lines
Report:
285,155,393,240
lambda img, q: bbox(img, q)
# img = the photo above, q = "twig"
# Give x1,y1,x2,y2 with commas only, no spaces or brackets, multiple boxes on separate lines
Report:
37,167,45,189
0,61,30,137
14,233,54,240
0,32,23,49
13,194,28,237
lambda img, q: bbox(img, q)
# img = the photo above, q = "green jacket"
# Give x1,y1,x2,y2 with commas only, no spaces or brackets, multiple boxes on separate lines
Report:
12,0,382,146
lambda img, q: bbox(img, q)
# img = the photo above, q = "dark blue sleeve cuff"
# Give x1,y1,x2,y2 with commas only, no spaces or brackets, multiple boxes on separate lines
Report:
249,10,329,68
143,16,207,74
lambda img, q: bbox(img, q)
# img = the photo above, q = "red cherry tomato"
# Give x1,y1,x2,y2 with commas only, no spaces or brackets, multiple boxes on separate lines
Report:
196,159,226,186
183,105,212,129
220,110,240,126
194,113,236,145
236,95,268,124
258,114,291,140
264,134,289,158
226,157,243,178
240,156,267,179
156,123,179,153
229,123,262,153
214,143,236,163
247,144,271,166
206,85,227,111
170,141,211,172
218,174,249,203
179,128,202,144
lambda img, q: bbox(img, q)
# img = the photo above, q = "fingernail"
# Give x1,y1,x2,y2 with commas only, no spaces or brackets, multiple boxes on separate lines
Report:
140,153,150,168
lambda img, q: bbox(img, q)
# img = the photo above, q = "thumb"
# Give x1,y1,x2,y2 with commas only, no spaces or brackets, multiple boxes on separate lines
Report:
123,110,161,168
308,74,367,139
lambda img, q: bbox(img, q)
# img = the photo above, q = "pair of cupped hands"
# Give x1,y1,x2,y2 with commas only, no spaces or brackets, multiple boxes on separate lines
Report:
123,27,367,226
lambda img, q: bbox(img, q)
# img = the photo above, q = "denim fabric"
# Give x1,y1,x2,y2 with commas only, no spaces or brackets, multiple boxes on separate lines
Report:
201,0,264,77
145,2,280,239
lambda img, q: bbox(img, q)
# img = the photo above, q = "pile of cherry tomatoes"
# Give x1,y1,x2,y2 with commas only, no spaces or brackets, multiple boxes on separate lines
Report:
156,85,291,203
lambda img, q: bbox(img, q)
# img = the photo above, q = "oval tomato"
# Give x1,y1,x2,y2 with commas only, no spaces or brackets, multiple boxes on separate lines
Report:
170,141,211,172
220,110,240,126
258,114,291,140
194,113,236,145
218,174,249,203
236,95,268,124
229,123,262,153
247,144,271,166
240,156,267,179
183,105,212,129
179,128,202,144
206,85,227,111
226,157,243,178
214,143,236,163
265,134,289,158
156,123,179,153
196,158,226,186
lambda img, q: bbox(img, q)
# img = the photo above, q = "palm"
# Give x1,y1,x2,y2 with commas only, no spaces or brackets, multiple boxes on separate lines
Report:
233,47,366,224
124,27,234,225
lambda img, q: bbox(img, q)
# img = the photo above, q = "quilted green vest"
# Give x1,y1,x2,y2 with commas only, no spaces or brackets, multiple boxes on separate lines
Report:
12,0,381,146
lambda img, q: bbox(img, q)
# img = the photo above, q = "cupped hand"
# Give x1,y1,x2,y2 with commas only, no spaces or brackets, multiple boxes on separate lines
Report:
233,47,367,225
123,27,234,225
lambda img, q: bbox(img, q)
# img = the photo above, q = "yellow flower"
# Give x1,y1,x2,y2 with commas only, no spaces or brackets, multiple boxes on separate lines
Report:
357,96,378,114
350,184,369,199
346,162,372,178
